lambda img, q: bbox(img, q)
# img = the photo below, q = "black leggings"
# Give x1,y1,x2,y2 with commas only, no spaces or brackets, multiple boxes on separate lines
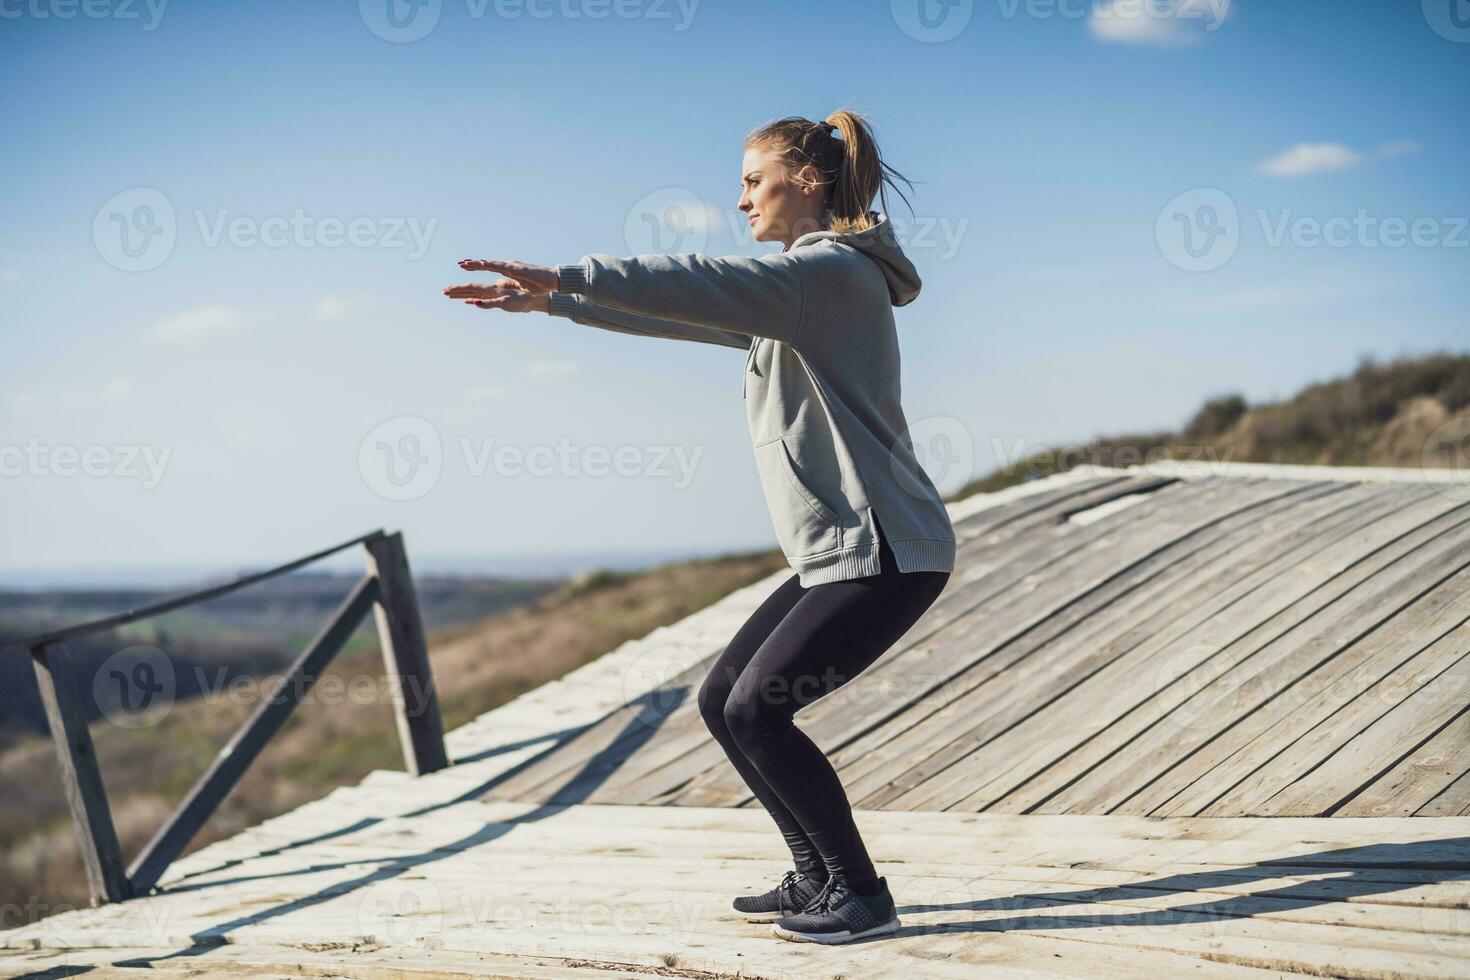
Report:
697,514,950,887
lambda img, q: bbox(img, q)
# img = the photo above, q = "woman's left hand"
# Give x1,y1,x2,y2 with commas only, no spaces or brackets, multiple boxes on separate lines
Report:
442,276,551,313
455,259,558,292
445,259,559,312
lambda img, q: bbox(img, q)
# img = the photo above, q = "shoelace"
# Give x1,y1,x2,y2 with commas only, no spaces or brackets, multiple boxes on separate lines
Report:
803,875,852,915
776,870,802,911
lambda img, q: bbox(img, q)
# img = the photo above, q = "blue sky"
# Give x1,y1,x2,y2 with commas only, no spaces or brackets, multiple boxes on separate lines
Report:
2,0,1467,583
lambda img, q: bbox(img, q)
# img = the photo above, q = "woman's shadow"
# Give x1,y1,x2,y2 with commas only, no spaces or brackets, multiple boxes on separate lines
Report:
885,838,1470,939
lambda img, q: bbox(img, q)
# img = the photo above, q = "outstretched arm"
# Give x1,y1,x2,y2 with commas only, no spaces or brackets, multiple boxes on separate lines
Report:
442,265,751,350
546,291,752,350
555,251,804,346
445,252,806,347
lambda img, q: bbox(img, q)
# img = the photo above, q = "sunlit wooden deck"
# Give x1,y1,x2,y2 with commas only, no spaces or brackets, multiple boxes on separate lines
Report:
4,463,1468,979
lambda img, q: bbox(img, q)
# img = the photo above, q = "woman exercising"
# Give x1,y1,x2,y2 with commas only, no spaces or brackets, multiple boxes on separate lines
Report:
443,109,955,944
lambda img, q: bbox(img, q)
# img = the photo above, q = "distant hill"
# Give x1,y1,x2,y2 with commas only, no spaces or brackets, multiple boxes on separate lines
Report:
948,350,1470,498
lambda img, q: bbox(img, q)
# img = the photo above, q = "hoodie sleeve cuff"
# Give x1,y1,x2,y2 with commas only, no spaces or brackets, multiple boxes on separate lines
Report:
547,291,580,319
556,261,591,295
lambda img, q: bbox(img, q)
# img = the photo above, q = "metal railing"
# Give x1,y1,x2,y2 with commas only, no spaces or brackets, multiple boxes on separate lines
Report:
1,529,448,906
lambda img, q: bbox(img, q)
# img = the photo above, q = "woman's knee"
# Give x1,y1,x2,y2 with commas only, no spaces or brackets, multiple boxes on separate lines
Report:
721,684,790,750
697,673,734,735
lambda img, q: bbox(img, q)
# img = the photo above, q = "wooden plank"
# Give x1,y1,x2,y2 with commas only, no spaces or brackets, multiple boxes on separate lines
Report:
365,531,449,776
948,473,1131,532
0,935,1328,980
29,639,131,905
1152,567,1470,817
128,575,382,895
953,474,1175,543
1342,703,1470,816
969,492,1470,814
163,792,1470,853
479,657,711,805
1417,768,1470,817
1025,484,1434,817
1041,502,1470,816
1096,530,1470,817
1249,641,1470,816
12,802,1466,980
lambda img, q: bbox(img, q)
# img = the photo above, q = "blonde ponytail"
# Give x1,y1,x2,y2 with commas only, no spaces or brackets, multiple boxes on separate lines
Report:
746,108,915,234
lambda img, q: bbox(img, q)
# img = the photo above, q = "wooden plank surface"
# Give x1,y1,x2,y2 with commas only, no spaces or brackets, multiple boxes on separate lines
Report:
1051,498,1470,816
5,795,1466,979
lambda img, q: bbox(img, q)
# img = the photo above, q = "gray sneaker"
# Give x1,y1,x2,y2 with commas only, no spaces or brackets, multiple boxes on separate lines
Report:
771,875,900,944
731,869,828,922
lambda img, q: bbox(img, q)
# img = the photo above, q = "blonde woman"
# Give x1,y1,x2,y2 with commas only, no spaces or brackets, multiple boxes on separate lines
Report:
444,110,955,944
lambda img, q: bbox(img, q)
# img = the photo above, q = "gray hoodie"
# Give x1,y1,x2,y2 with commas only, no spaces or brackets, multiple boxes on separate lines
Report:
548,211,956,586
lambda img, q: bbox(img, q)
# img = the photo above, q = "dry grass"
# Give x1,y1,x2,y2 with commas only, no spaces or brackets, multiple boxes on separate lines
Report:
949,349,1470,498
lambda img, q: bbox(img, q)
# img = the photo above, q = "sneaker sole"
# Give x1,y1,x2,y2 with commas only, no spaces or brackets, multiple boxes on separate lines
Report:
732,906,787,923
771,916,901,944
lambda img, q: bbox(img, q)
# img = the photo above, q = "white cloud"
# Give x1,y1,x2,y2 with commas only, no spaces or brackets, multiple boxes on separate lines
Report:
525,359,580,380
1254,143,1365,178
1090,0,1232,47
1378,140,1421,158
465,383,512,401
102,376,133,398
140,305,249,344
313,293,366,322
52,375,136,409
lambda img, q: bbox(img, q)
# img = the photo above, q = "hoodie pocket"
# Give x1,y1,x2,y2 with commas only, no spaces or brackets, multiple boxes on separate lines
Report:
753,437,841,557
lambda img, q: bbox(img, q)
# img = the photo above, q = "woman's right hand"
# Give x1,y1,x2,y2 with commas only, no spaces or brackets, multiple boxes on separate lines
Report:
443,277,552,314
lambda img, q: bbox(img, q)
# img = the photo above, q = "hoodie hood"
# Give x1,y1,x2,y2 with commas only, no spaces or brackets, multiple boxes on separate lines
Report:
785,211,922,307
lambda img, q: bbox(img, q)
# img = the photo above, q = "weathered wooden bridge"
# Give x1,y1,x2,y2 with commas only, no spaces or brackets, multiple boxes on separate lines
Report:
4,461,1468,978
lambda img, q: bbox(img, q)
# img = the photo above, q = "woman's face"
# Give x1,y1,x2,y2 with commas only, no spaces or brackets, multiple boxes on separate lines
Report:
738,145,826,247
